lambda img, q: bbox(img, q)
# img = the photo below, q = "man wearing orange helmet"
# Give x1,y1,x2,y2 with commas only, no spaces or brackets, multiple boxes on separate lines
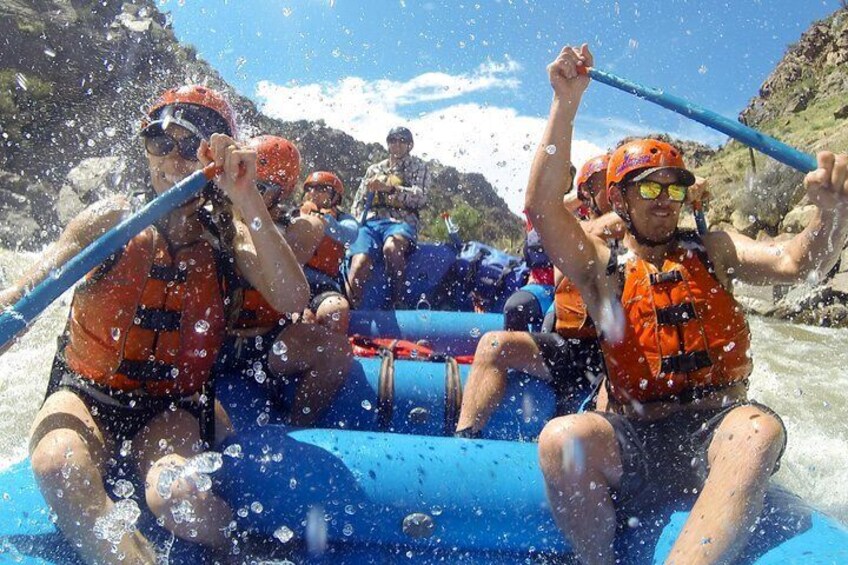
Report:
527,45,848,565
220,138,351,429
0,86,308,563
349,126,430,308
298,171,358,334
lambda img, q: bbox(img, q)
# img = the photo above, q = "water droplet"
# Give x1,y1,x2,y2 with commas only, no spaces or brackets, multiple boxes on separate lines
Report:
272,340,288,356
250,501,264,514
254,370,267,384
113,479,135,499
194,320,210,334
342,523,354,536
627,516,641,528
344,504,355,515
237,506,249,518
256,412,270,426
274,525,294,543
282,7,293,16
110,327,121,341
469,327,481,338
289,478,297,489
250,217,263,230
361,399,372,411
723,341,736,352
306,505,328,555
545,144,557,155
698,65,708,75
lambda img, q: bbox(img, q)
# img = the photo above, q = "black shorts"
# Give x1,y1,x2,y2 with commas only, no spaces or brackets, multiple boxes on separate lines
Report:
305,266,343,297
597,401,788,506
529,332,604,411
46,355,201,445
215,331,299,418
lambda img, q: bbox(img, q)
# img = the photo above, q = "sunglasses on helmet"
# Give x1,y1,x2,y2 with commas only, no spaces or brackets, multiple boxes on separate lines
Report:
144,131,203,162
633,180,688,203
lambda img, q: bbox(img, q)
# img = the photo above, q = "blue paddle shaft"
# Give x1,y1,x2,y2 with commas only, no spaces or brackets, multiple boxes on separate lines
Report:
0,168,213,349
586,67,818,173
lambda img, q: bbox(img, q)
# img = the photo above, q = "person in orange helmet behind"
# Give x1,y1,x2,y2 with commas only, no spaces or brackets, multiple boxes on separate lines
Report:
298,171,358,335
217,137,352,429
528,44,848,565
0,85,308,563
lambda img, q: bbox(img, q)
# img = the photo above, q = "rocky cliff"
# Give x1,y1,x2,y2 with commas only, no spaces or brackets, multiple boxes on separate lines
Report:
0,0,523,252
696,6,848,326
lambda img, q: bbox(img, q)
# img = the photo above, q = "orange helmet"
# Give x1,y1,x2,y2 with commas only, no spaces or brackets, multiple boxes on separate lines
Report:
248,135,302,199
577,154,610,194
304,171,345,199
142,85,238,139
606,139,694,190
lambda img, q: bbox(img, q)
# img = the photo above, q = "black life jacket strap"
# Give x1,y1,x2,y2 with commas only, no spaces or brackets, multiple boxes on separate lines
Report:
661,350,712,374
117,359,177,382
656,302,697,325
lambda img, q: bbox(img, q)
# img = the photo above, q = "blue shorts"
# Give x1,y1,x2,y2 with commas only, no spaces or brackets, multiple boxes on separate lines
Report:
349,218,417,257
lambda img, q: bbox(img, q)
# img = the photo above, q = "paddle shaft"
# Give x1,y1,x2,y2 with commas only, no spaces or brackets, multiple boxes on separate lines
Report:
0,165,218,350
582,67,817,173
359,192,375,224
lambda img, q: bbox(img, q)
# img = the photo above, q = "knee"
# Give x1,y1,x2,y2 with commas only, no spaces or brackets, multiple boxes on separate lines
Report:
144,456,198,518
722,406,786,465
31,430,90,485
538,416,598,483
383,238,407,259
350,254,371,273
473,331,511,366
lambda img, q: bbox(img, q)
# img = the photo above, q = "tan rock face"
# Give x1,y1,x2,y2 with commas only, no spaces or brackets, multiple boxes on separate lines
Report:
780,205,818,234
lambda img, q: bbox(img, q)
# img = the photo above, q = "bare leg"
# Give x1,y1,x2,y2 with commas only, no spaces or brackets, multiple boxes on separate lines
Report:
136,402,235,549
666,405,785,565
538,413,623,565
267,322,352,426
346,253,372,309
29,390,157,564
314,292,351,335
383,235,410,306
456,331,551,433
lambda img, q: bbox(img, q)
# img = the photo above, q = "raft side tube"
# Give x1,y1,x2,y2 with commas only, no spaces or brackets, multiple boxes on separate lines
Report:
217,358,560,439
348,310,504,356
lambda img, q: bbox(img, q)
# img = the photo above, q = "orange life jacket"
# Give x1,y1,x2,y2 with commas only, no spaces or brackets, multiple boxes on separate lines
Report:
601,236,753,404
64,228,226,397
231,287,288,332
553,277,598,339
305,209,346,278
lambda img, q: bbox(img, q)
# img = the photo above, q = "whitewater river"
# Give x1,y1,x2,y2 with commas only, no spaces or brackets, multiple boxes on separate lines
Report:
0,249,846,527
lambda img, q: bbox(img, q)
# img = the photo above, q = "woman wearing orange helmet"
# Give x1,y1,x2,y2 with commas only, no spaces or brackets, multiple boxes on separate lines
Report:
298,171,358,334
220,140,351,429
0,85,308,563
527,44,848,565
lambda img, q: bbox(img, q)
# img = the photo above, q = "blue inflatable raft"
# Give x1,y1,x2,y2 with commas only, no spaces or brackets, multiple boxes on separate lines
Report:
1,310,847,563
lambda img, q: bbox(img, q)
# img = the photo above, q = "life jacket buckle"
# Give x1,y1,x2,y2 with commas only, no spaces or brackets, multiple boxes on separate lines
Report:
649,270,683,285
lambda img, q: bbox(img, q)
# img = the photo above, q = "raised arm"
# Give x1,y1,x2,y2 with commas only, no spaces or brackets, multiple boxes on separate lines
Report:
204,134,309,313
525,44,610,294
707,152,848,286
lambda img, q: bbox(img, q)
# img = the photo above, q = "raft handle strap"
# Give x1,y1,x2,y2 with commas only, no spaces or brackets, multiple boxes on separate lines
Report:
444,356,463,435
377,350,395,431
